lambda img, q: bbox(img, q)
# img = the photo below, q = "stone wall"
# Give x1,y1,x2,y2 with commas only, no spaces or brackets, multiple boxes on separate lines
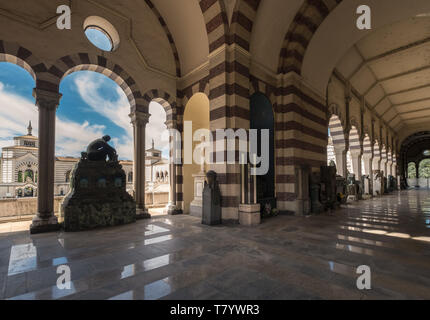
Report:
408,178,430,188
146,192,169,207
0,196,64,222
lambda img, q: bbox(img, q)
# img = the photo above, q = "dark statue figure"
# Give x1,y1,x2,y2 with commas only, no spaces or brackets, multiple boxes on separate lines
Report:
202,170,222,225
86,135,118,162
320,166,337,209
309,172,324,214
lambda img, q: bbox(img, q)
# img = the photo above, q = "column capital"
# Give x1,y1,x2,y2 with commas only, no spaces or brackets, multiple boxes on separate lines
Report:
33,88,62,110
129,111,150,126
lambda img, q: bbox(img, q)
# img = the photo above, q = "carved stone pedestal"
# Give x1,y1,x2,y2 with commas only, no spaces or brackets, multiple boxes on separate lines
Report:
189,173,206,218
239,203,261,226
60,158,137,232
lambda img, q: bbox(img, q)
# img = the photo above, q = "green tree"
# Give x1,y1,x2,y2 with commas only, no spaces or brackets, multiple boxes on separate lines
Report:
419,159,430,178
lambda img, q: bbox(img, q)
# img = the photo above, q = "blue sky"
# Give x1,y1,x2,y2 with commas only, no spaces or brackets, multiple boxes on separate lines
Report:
85,28,112,51
0,62,169,160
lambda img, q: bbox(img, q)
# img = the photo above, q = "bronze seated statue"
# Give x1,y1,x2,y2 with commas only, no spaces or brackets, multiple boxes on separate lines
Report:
85,135,118,162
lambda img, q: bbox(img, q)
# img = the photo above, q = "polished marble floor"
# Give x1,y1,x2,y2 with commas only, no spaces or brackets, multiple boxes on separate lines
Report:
1,189,430,300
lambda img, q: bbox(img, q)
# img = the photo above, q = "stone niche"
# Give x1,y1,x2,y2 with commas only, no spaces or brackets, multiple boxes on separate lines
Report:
60,159,136,232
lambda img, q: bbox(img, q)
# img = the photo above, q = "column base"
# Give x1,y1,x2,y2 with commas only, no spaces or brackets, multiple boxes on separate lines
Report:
239,204,261,226
30,215,61,234
136,208,151,220
164,203,182,215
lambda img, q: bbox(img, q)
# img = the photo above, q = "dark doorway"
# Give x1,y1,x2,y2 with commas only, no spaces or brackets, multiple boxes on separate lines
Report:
250,93,276,213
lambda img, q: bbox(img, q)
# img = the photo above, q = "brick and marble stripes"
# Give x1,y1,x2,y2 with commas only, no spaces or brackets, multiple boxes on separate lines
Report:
0,40,49,90
275,74,327,210
142,89,177,121
144,0,181,77
199,0,228,53
328,115,345,148
48,53,146,113
363,135,372,157
278,0,343,74
200,0,261,53
349,126,361,152
229,0,261,51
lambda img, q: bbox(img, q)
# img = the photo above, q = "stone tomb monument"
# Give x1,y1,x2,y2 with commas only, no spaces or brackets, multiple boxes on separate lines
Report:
373,170,383,196
60,136,136,231
320,165,337,209
202,170,222,225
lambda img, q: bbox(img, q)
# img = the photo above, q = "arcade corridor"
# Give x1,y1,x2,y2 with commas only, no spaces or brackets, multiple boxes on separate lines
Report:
0,190,429,300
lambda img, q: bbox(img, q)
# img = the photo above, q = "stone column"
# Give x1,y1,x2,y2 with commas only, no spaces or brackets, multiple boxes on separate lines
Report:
130,111,151,219
380,159,387,177
351,151,362,179
334,148,347,177
363,155,373,196
415,161,420,179
387,161,393,176
30,89,62,234
165,120,181,215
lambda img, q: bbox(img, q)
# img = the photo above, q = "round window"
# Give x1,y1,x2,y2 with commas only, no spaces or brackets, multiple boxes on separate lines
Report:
84,27,113,51
83,16,120,52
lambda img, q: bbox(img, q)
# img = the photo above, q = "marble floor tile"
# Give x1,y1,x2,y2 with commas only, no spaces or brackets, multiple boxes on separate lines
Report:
1,189,430,300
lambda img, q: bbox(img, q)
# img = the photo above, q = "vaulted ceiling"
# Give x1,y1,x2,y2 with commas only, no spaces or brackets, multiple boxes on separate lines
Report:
2,0,430,142
336,16,430,133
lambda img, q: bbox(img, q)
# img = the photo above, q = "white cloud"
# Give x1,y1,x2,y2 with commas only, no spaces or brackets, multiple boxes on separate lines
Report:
73,72,169,159
0,72,170,161
0,81,108,158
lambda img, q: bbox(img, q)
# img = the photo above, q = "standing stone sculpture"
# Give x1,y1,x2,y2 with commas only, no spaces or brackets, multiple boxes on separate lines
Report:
309,172,324,214
373,170,383,196
346,173,358,202
202,170,222,225
60,136,136,231
362,175,372,199
320,166,337,209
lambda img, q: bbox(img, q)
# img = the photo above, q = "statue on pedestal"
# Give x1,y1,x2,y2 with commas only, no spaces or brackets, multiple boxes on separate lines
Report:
361,175,372,198
60,136,136,231
202,171,222,225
